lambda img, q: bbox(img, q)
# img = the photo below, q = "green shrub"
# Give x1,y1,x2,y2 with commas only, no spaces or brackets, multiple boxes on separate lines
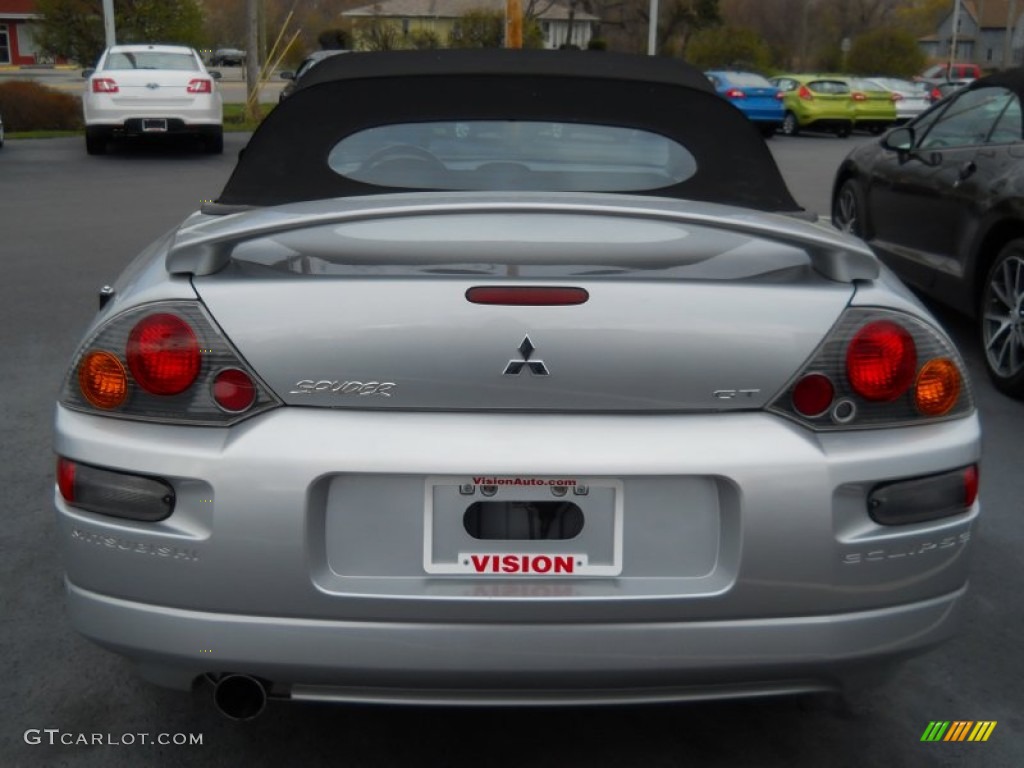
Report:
0,80,83,132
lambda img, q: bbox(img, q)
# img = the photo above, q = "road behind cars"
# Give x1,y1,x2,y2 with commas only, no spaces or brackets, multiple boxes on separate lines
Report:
0,133,1021,768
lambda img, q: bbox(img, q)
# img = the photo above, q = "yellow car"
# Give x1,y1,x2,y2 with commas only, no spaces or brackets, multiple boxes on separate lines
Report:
771,74,855,137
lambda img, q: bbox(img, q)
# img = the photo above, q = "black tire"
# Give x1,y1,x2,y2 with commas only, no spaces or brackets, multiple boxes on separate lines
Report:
979,240,1024,398
85,127,108,155
832,179,866,238
203,128,224,155
781,112,799,136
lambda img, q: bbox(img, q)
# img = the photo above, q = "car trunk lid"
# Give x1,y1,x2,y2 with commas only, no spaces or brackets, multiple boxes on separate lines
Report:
180,195,872,412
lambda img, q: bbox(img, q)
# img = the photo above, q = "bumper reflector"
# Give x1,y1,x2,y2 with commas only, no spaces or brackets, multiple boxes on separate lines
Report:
56,457,175,522
868,465,978,525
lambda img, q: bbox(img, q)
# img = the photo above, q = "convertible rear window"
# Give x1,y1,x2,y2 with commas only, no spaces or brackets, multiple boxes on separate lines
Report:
328,121,697,192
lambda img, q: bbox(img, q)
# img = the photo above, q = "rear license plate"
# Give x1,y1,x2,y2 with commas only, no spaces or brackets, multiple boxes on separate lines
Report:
423,476,623,576
142,118,168,132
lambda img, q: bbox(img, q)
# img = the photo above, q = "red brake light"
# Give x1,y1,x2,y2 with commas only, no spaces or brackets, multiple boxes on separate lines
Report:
187,78,213,94
91,78,119,93
126,313,201,395
775,91,785,100
212,368,257,412
57,457,76,502
852,92,867,102
964,465,979,507
846,321,917,402
466,287,589,306
724,88,745,99
797,85,813,100
791,374,835,417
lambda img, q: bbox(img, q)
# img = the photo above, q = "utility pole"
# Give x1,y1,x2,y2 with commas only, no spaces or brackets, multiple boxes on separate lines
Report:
647,0,659,55
949,0,961,73
1006,0,1019,68
245,0,260,120
102,0,115,49
506,0,523,48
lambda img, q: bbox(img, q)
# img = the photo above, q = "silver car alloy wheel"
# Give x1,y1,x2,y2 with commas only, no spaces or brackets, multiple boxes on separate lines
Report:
982,250,1024,379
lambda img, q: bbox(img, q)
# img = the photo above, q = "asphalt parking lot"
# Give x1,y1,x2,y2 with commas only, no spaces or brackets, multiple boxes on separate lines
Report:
0,132,1021,767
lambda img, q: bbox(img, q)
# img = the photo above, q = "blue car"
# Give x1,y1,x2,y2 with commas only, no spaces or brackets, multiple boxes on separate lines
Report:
706,71,785,137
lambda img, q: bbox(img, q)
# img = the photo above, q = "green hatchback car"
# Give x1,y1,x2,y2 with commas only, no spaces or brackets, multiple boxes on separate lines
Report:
770,74,855,137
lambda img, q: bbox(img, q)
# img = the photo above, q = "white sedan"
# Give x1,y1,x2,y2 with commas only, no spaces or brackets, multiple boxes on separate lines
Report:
82,44,223,155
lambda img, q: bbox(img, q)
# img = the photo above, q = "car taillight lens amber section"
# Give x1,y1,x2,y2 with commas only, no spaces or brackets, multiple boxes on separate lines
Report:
127,313,201,395
187,78,213,94
846,320,917,402
91,78,119,93
914,358,962,416
78,350,128,409
768,308,973,430
60,301,279,425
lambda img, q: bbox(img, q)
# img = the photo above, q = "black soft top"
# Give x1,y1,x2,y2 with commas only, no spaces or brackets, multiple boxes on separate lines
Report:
217,49,800,213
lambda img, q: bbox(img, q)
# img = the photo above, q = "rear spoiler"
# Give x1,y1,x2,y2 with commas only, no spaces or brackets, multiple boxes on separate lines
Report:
167,195,879,283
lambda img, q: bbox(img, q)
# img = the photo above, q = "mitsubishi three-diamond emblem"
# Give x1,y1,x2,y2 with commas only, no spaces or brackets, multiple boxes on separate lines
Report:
503,336,550,376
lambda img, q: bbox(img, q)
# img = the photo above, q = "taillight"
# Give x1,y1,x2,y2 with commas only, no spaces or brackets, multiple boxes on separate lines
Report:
127,313,201,395
797,85,813,100
774,91,784,100
56,457,175,522
212,368,257,412
78,350,128,409
852,92,867,102
769,309,973,430
91,78,119,93
724,88,745,99
891,92,903,102
61,301,278,425
846,321,917,402
791,373,835,417
914,358,961,416
187,78,213,94
931,87,942,101
868,465,978,525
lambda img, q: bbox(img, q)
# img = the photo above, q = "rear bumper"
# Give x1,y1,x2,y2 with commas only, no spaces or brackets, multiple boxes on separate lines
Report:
54,405,981,702
67,578,968,703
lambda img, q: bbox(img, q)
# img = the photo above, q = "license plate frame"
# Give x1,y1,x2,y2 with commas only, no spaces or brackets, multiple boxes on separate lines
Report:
141,118,168,132
423,476,623,576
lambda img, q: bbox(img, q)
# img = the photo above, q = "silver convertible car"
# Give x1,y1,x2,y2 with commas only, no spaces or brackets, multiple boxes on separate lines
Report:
55,51,981,719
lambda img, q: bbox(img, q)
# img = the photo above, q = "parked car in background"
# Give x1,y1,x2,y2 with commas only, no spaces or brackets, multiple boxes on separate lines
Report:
0,108,4,149
770,74,854,137
862,77,931,123
54,49,980,720
917,62,982,85
211,48,246,66
833,69,1024,398
844,77,897,134
705,70,784,137
82,44,224,155
278,49,350,102
927,79,972,103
